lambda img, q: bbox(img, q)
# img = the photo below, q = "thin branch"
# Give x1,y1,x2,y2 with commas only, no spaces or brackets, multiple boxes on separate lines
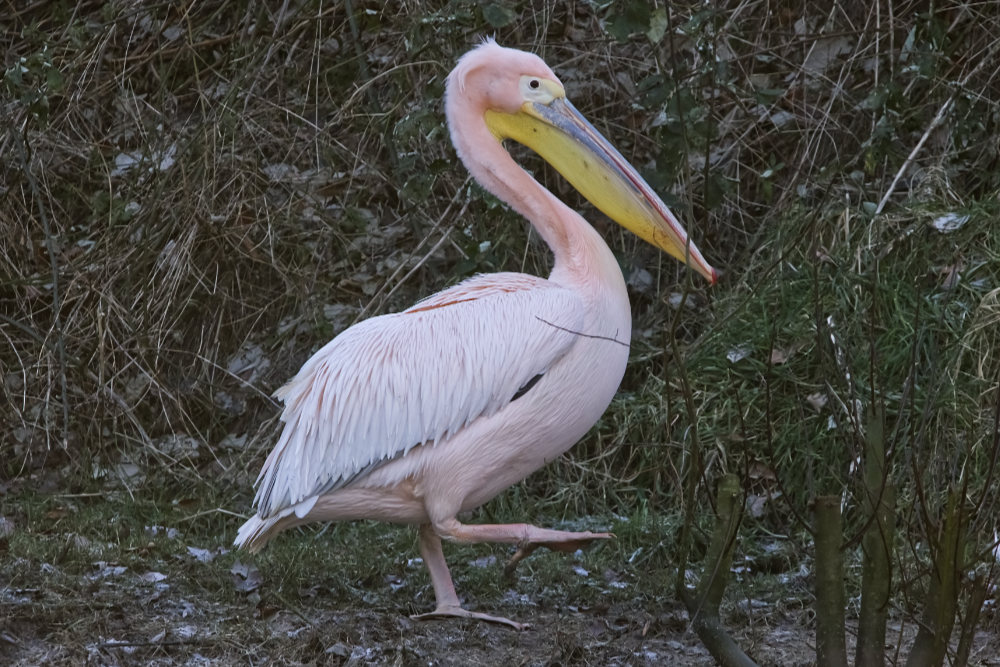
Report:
874,40,999,215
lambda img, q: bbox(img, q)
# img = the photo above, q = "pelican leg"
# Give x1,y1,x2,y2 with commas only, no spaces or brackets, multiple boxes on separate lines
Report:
410,524,529,630
432,518,613,576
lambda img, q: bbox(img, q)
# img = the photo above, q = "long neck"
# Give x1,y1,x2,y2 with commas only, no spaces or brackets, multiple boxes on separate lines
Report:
446,98,586,270
446,93,631,340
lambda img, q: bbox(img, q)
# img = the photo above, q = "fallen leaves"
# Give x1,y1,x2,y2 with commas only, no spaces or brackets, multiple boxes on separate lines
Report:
110,143,178,178
747,461,782,519
769,342,805,366
186,545,227,563
806,392,828,412
230,560,263,593
726,343,752,363
931,212,970,233
89,562,128,581
726,341,806,365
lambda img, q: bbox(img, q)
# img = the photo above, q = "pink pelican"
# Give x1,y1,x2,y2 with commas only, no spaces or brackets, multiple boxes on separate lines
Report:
235,39,717,629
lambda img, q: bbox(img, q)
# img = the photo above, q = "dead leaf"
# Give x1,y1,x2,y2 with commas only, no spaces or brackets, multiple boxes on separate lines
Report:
186,545,225,563
667,292,703,310
748,460,777,481
145,525,180,539
152,434,201,459
806,392,828,412
326,643,351,657
255,598,281,620
45,506,69,520
161,25,183,42
226,343,271,384
384,574,405,592
770,341,804,365
175,599,196,618
802,36,854,74
468,555,496,569
727,343,752,363
747,494,766,518
931,212,969,233
230,560,262,593
114,463,145,484
218,433,248,451
140,571,167,583
747,493,785,518
89,562,127,580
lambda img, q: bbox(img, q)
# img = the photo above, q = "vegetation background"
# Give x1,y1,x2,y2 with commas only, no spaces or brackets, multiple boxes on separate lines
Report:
2,0,999,664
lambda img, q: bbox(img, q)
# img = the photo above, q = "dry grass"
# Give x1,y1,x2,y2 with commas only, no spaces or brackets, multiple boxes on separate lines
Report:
3,0,996,487
2,0,998,522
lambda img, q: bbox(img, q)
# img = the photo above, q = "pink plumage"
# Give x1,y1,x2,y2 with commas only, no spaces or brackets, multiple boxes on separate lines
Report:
235,39,715,629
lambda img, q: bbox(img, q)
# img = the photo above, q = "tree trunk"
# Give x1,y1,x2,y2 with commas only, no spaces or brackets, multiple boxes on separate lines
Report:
905,491,964,667
679,473,758,667
814,495,847,667
857,407,895,667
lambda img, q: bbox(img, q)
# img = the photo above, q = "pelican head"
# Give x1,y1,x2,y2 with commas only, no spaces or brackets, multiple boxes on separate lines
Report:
447,39,717,284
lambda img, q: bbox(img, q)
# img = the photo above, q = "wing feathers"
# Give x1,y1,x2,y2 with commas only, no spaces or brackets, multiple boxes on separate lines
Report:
253,273,583,518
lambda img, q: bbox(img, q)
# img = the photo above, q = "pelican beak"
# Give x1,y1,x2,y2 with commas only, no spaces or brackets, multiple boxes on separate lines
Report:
486,96,718,284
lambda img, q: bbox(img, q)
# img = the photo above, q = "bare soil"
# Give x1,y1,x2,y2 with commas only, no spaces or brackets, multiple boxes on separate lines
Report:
3,582,815,666
4,526,999,666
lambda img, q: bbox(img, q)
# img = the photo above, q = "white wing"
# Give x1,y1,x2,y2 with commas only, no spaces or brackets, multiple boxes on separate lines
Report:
252,272,584,518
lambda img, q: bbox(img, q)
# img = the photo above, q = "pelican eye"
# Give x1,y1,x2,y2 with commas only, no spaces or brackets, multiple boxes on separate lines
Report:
520,75,561,104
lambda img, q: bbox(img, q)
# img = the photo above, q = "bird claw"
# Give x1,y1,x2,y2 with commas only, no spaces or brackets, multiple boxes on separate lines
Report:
504,531,615,577
411,605,530,630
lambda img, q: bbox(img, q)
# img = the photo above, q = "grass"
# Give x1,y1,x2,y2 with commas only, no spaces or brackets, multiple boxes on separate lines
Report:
3,0,1000,664
3,486,697,663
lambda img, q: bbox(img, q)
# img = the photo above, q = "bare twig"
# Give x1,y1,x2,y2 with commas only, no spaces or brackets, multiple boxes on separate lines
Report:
874,40,1000,215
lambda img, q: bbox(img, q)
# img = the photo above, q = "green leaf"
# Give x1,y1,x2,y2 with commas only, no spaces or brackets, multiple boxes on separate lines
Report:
482,3,515,28
753,87,785,104
46,67,64,92
606,0,651,43
646,8,668,44
680,8,714,35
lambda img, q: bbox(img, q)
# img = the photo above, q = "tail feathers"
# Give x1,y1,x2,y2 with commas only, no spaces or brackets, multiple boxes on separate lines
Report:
235,496,320,552
235,508,292,553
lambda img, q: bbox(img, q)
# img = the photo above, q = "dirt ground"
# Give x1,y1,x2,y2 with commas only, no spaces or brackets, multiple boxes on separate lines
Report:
5,540,1000,667
2,591,809,666
3,487,1000,666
